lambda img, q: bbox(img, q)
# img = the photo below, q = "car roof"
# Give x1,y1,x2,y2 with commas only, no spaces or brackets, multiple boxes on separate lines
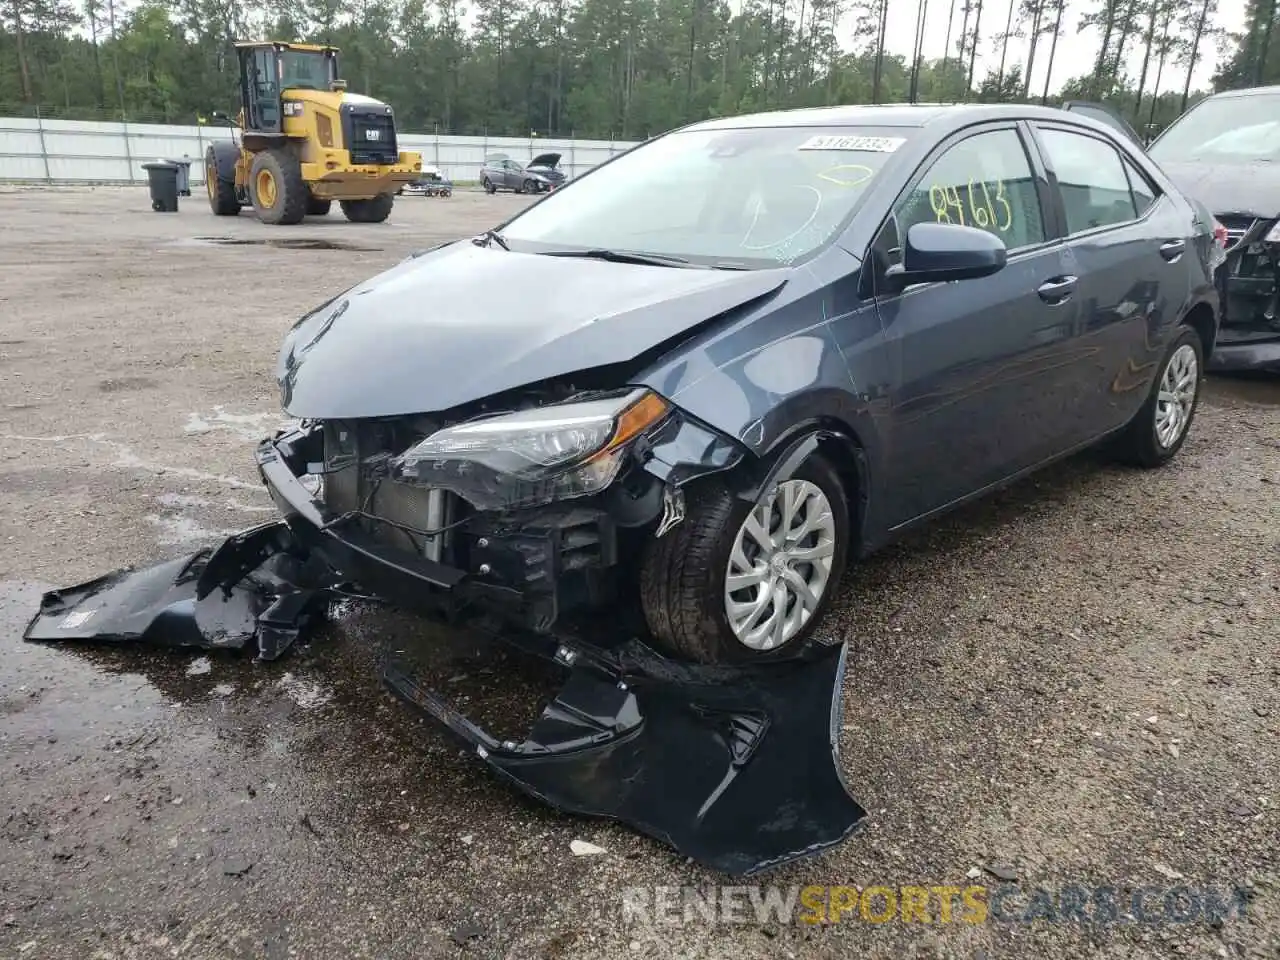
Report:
682,102,1129,138
1198,84,1280,99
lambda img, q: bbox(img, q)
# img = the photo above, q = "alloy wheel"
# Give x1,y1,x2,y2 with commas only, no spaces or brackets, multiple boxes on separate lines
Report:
723,479,837,651
1155,343,1198,449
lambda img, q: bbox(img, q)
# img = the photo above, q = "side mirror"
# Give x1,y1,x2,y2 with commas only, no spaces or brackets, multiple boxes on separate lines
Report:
883,222,1008,294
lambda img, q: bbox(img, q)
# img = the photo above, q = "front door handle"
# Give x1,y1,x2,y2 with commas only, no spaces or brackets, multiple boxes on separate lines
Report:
1159,239,1186,261
1037,275,1078,304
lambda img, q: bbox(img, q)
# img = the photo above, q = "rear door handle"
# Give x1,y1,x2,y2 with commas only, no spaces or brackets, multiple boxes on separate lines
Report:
1037,275,1078,304
1159,239,1185,261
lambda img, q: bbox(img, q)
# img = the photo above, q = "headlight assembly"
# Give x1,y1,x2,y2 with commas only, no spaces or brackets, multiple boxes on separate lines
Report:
392,388,671,510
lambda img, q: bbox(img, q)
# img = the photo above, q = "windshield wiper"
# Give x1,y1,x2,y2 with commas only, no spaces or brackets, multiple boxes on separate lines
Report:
473,229,510,250
540,248,694,268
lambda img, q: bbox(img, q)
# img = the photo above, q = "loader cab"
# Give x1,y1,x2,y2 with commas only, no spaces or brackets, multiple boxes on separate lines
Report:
235,42,340,135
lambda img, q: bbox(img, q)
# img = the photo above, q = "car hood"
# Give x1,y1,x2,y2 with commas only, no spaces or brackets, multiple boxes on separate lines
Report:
276,242,790,419
1159,160,1280,219
529,151,562,168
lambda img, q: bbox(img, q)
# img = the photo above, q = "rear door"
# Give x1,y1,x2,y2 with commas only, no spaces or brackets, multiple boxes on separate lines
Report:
870,121,1085,528
1026,120,1191,439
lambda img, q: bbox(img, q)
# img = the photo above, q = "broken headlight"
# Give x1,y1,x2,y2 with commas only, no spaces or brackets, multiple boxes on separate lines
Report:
392,388,671,510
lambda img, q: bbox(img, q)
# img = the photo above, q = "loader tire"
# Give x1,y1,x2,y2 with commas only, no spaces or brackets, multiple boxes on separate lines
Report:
340,193,394,224
205,146,240,216
306,196,332,216
249,148,306,225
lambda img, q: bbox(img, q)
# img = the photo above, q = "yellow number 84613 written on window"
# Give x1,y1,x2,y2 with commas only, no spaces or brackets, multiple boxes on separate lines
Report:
927,179,1013,233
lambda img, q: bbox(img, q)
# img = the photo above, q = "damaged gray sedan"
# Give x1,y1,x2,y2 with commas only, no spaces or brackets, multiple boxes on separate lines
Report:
27,102,1220,875
1150,85,1280,373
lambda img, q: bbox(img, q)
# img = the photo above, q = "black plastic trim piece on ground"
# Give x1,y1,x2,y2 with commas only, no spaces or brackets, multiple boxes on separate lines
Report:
22,515,866,875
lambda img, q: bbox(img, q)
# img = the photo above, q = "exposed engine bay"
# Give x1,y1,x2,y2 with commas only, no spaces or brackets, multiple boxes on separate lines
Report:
1206,216,1280,373
1217,216,1280,327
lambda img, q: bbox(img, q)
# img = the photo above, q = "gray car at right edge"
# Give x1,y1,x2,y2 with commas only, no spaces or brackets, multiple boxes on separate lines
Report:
1142,85,1280,373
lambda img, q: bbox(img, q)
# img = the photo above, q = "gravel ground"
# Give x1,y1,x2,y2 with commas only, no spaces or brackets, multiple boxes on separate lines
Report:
0,186,1277,960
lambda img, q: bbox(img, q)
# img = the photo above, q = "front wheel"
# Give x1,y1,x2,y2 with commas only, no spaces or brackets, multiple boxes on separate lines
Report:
250,148,306,225
522,178,538,194
639,453,849,664
340,194,394,223
1111,324,1204,468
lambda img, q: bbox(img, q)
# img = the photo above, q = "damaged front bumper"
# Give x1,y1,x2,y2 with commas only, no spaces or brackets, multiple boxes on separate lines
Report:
22,427,866,875
1211,219,1280,374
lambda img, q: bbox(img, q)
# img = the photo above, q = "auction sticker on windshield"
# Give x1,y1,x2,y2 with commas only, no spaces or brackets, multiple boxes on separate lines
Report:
798,135,907,153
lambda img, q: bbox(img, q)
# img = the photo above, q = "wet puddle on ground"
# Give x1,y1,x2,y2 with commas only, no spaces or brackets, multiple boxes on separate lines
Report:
177,236,382,252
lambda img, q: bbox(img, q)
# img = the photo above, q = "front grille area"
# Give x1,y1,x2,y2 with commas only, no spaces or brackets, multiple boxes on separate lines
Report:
321,419,457,562
1218,214,1262,250
342,106,399,165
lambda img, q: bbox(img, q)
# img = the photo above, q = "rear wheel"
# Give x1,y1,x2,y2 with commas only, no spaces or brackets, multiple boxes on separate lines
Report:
483,177,496,194
640,453,850,664
306,196,332,216
1111,324,1204,467
340,193,394,223
249,148,306,225
205,146,240,216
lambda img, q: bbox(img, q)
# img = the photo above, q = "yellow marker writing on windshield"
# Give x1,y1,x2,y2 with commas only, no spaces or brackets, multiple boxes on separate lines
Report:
817,164,874,188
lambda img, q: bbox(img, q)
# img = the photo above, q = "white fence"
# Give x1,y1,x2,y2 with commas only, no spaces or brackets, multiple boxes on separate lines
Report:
0,115,641,185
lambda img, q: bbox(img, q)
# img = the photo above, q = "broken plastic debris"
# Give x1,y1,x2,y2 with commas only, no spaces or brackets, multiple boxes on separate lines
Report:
24,515,867,875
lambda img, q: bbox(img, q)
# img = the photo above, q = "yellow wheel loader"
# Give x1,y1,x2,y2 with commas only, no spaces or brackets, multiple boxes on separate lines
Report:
204,41,422,225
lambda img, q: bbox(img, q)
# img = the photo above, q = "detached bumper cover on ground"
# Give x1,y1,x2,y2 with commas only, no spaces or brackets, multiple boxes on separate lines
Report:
23,487,866,876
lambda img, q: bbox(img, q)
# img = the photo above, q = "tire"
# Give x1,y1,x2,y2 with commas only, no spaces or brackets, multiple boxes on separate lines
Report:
340,193,394,223
1111,324,1205,468
483,177,496,194
639,453,850,664
249,148,306,225
205,146,240,216
306,196,332,216
522,178,538,194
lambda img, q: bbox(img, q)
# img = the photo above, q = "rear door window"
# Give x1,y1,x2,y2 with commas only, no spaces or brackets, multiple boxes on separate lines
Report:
1037,128,1138,234
1121,154,1158,217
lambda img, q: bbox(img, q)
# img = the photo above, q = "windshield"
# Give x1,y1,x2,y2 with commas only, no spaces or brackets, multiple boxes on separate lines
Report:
1149,94,1280,164
279,50,333,91
498,125,909,268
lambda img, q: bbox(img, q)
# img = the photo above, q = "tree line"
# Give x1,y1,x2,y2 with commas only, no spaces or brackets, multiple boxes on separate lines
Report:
0,0,1274,140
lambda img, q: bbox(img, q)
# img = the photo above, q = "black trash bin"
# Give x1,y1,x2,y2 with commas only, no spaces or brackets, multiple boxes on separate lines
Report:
141,161,179,212
169,157,193,196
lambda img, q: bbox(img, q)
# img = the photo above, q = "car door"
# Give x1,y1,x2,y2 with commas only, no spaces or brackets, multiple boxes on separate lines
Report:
503,160,520,189
1028,121,1188,439
869,122,1083,529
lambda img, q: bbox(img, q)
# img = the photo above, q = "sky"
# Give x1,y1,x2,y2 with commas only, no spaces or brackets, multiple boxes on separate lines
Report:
870,0,1248,95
